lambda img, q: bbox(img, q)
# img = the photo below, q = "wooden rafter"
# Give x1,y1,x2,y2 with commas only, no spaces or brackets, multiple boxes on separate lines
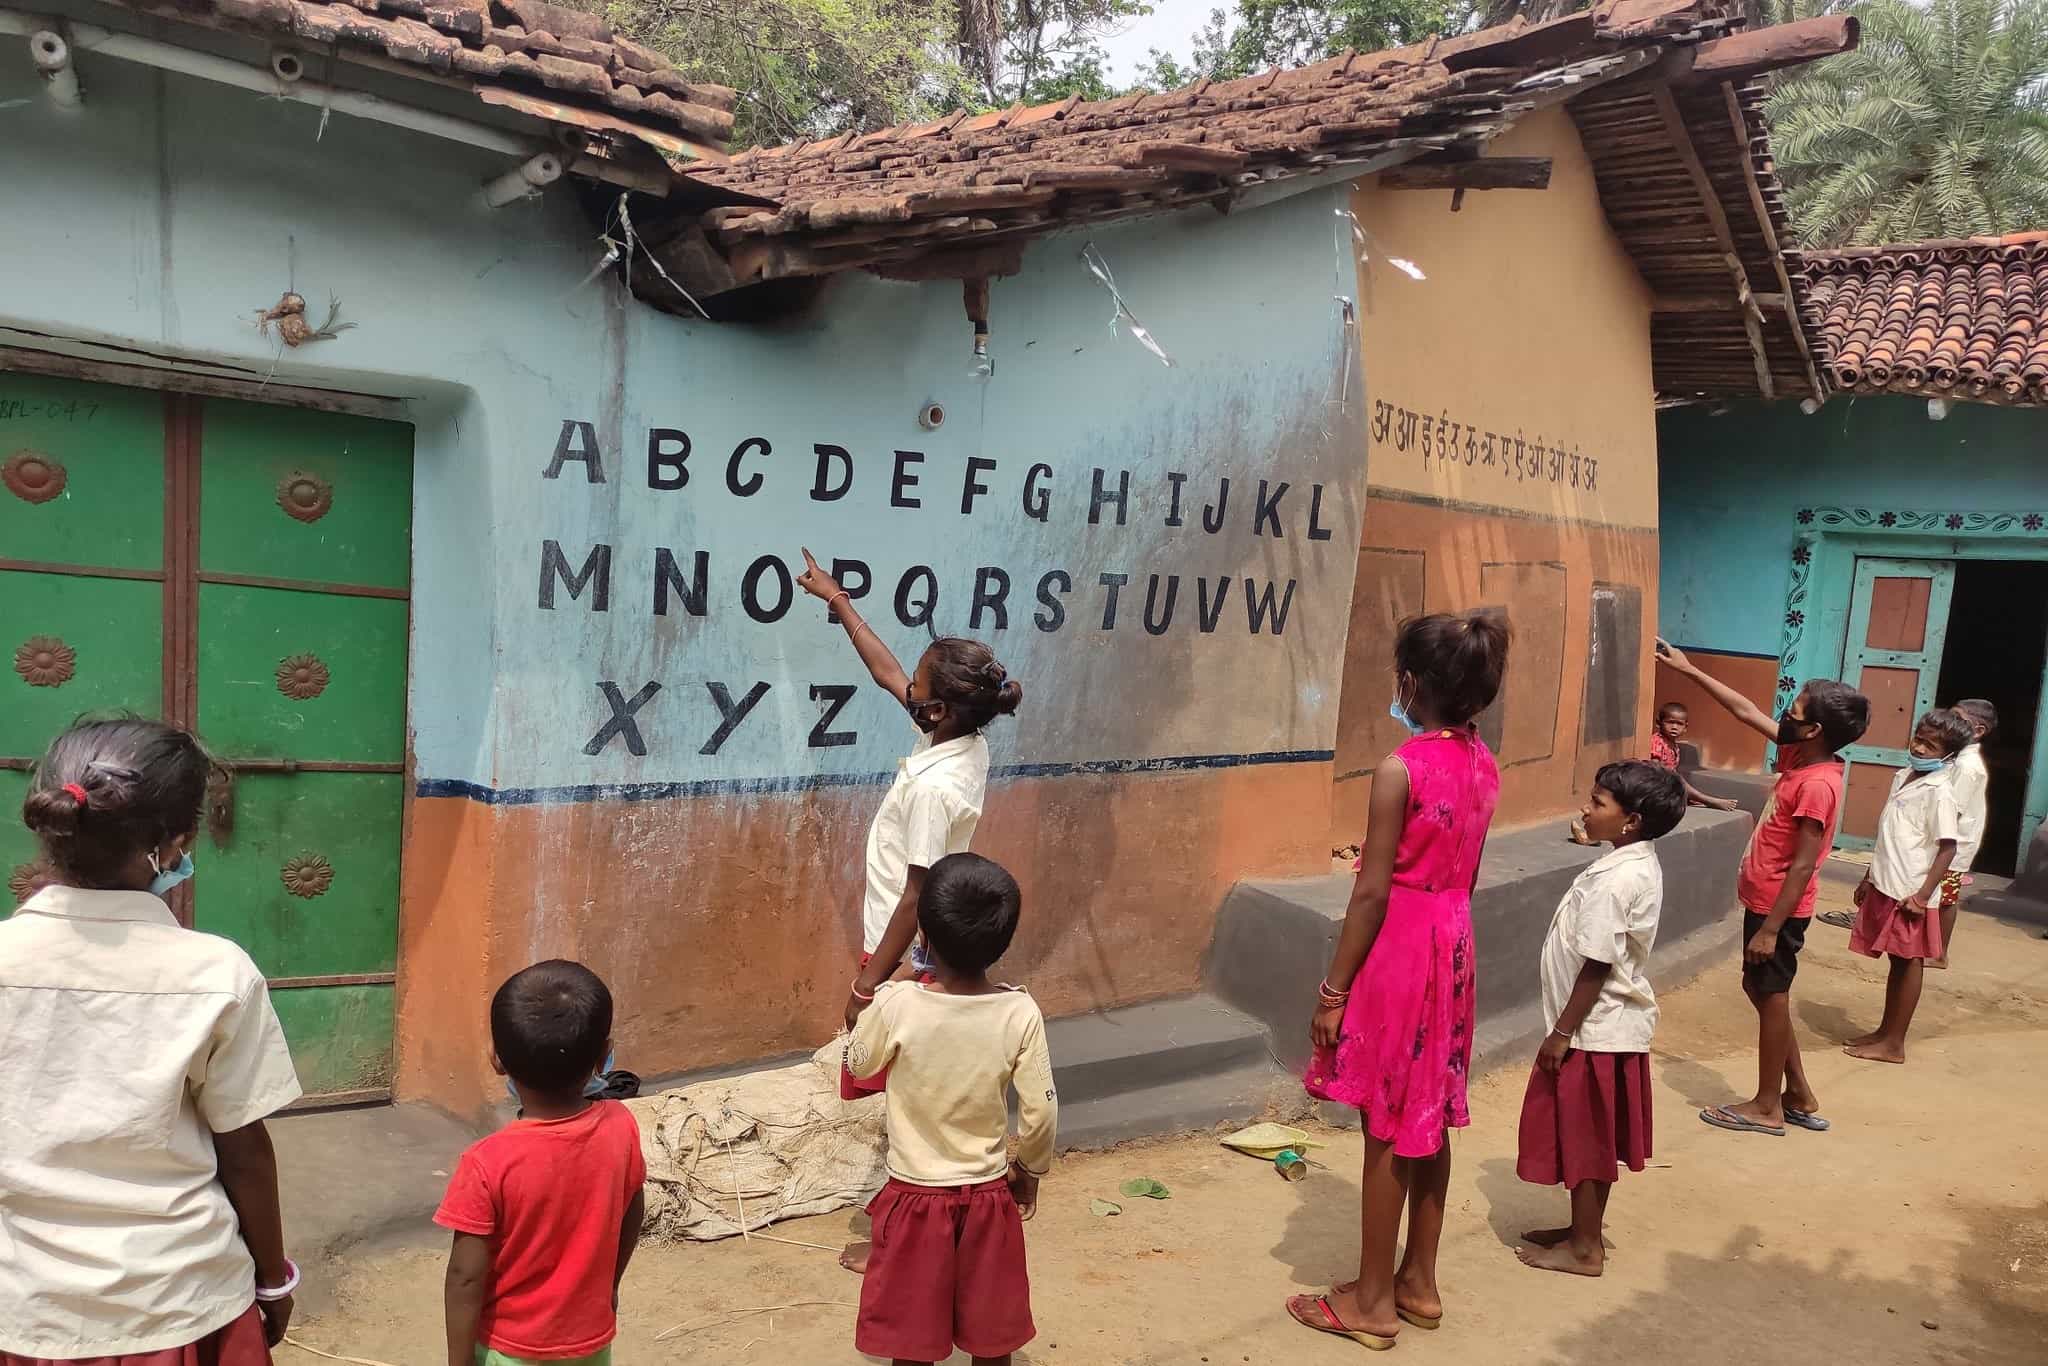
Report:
1655,292,1788,313
1651,83,1775,400
1723,82,1828,400
1380,157,1553,191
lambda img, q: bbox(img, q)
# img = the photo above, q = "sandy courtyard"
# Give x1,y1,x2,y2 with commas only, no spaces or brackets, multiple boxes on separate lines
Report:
282,882,2048,1365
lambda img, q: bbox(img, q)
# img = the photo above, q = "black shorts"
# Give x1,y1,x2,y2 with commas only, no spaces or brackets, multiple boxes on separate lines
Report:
1740,910,1809,996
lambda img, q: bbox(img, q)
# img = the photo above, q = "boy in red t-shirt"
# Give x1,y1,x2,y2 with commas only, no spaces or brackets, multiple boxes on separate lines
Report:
436,961,646,1366
1655,643,1869,1137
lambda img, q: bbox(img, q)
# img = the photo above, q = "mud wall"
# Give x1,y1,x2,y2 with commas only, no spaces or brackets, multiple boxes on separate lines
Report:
1330,109,1661,845
1,56,1366,1115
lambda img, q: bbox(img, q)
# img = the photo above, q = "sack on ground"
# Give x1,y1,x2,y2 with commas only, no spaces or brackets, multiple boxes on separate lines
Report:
628,1038,887,1242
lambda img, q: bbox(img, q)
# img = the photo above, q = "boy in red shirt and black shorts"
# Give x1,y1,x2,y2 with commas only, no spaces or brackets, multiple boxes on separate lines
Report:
436,961,646,1366
1655,643,1869,1138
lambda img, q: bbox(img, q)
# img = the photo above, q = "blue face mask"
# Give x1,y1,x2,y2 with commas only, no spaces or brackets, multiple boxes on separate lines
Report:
1389,681,1426,737
1907,754,1951,773
148,851,195,898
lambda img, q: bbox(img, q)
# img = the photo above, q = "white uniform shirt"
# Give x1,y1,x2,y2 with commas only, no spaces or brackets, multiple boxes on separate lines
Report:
1538,842,1663,1053
1871,766,1961,901
1953,743,1989,873
860,730,991,953
0,886,302,1356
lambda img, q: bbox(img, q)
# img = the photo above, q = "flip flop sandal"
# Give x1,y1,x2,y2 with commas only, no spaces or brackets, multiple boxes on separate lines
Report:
1784,1108,1831,1132
1817,909,1856,929
1287,1295,1396,1351
1396,1307,1442,1331
1699,1104,1786,1136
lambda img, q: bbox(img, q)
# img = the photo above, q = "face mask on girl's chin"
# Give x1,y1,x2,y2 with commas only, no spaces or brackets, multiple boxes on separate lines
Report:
147,852,195,898
1908,754,1952,773
1389,681,1426,737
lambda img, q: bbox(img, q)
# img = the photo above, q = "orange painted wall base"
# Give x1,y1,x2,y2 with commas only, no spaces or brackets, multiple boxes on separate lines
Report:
394,762,1333,1120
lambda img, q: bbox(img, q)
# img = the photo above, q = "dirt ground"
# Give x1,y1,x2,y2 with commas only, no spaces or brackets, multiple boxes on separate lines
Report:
284,879,2048,1365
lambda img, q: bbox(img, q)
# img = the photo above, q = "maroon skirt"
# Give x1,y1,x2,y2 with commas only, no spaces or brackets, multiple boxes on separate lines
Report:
1516,1050,1653,1187
1,1305,270,1366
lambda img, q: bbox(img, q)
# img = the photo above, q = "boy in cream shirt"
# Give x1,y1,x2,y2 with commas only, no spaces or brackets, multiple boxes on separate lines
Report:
845,852,1054,1366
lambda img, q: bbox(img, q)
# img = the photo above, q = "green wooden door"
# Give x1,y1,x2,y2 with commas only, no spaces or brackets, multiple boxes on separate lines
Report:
2,377,169,906
1835,557,1955,851
2,373,412,1102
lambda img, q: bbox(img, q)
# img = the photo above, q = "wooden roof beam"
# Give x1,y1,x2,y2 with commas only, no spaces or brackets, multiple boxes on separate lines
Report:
1651,83,1774,400
1722,82,1828,400
1380,156,1552,190
1682,15,1860,86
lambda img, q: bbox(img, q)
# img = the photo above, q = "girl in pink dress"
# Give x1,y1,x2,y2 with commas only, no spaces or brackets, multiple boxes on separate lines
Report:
1289,611,1507,1351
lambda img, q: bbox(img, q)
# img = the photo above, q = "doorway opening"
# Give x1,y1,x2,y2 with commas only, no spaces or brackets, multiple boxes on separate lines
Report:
1933,559,2048,876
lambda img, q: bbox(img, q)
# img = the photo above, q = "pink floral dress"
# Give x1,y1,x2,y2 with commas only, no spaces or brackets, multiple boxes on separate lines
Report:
1305,728,1500,1157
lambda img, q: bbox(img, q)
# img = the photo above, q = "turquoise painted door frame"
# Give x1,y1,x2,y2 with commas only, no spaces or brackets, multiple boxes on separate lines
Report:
1772,511,2048,870
1833,558,1955,851
2025,652,2048,861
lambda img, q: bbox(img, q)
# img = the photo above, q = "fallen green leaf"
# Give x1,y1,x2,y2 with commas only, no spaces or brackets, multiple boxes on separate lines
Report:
1119,1177,1171,1200
1089,1198,1122,1217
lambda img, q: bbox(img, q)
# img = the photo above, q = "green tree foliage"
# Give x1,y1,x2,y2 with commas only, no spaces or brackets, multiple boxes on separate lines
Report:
580,0,1155,146
1768,0,2048,245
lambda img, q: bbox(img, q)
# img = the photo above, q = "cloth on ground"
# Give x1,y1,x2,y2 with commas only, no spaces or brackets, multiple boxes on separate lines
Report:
628,1040,887,1242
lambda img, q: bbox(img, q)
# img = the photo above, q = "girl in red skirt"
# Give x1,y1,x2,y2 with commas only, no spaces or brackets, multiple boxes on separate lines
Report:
843,853,1054,1366
1516,761,1687,1277
1845,708,1972,1064
0,720,302,1364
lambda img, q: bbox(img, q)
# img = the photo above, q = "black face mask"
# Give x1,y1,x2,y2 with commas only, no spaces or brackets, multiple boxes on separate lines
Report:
1776,712,1814,747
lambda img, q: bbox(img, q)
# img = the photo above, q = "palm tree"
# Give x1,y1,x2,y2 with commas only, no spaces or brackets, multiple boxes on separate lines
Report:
1769,0,2048,246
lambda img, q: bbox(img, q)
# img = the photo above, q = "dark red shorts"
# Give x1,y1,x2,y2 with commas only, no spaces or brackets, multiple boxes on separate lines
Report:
2,1304,271,1366
1516,1049,1653,1188
855,1177,1033,1361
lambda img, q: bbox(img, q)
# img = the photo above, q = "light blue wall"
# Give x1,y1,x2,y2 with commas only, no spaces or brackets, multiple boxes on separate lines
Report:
1658,396,2048,657
0,50,1364,798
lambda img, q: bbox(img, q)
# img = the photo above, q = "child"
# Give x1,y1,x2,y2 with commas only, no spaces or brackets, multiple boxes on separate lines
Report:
843,853,1055,1366
1291,611,1509,1349
437,961,646,1366
1656,640,1869,1137
1930,698,1995,970
1843,709,1972,1063
1648,702,1741,811
795,549,1023,1026
0,718,303,1362
1516,760,1687,1278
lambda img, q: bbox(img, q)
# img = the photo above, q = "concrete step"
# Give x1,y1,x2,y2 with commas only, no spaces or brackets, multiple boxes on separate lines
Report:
1055,1057,1297,1154
1044,993,1274,1106
1206,809,1755,1074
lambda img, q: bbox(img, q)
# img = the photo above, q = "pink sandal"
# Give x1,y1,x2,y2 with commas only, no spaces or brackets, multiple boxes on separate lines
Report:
1286,1294,1396,1351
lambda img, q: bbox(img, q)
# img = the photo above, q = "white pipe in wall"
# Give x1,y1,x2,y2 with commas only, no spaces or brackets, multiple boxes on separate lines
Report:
29,29,81,108
481,151,563,207
0,7,541,160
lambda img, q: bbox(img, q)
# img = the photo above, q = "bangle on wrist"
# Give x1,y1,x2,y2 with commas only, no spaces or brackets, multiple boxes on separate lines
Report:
254,1258,300,1302
1549,1026,1571,1040
849,980,875,1003
826,590,850,614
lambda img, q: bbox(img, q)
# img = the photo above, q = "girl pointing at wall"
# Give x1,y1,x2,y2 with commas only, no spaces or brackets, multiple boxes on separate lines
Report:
796,548,1024,1029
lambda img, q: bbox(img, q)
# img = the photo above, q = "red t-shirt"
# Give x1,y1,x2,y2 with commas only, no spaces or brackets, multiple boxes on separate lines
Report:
1736,757,1844,919
1648,733,1680,771
434,1100,646,1358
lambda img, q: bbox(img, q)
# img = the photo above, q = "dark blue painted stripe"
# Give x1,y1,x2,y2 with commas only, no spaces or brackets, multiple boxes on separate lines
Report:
415,747,1337,807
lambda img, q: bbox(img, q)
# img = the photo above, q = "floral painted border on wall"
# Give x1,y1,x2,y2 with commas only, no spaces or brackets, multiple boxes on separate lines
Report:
1774,506,2048,711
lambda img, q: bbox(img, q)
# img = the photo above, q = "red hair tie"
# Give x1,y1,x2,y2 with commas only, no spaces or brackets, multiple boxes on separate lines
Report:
62,783,88,807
